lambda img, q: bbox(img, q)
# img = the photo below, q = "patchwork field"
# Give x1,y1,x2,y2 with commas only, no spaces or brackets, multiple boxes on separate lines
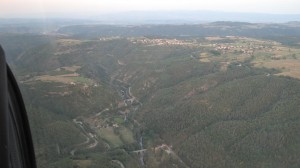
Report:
254,59,300,79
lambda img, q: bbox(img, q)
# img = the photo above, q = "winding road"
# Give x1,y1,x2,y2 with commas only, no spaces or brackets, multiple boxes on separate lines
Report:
70,78,145,167
112,160,125,168
71,119,99,156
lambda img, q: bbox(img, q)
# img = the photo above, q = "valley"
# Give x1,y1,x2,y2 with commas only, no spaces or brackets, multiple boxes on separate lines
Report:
1,22,300,168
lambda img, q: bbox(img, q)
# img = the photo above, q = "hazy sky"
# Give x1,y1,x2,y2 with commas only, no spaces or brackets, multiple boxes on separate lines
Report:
1,0,300,17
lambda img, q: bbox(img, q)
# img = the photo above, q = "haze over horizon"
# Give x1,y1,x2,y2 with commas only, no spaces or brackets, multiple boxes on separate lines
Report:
1,0,300,18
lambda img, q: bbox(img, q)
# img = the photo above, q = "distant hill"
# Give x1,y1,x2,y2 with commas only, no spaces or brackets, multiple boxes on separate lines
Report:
58,22,300,46
92,11,300,24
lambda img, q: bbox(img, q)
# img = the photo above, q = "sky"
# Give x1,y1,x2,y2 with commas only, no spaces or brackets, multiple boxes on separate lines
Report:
1,0,300,18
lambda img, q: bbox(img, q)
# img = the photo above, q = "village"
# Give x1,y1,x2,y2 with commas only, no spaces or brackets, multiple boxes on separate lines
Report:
129,37,198,47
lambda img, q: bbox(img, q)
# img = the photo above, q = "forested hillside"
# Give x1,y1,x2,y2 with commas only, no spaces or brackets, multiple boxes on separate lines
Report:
2,23,300,168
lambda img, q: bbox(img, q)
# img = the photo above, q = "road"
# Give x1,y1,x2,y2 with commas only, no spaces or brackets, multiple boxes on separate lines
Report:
154,144,190,168
70,80,187,167
70,78,146,166
112,160,125,168
70,135,90,156
71,119,99,156
95,108,109,117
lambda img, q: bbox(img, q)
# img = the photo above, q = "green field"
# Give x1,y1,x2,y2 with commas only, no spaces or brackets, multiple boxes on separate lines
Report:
97,128,123,148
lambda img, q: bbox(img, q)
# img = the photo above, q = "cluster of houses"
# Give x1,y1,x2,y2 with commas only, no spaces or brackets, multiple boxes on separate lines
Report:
130,38,195,46
99,36,121,41
212,43,275,55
